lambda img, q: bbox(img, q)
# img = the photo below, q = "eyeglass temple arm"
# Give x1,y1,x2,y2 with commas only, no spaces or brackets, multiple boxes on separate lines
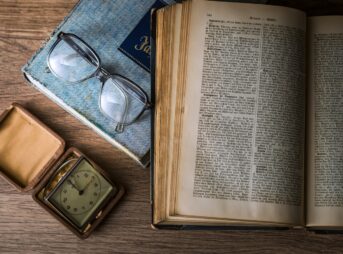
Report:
144,101,152,109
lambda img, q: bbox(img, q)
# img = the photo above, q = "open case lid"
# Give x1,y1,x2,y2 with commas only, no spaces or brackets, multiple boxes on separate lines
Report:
0,103,65,192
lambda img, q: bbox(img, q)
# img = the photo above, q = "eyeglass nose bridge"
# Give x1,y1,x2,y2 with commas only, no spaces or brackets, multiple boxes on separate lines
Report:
95,68,111,83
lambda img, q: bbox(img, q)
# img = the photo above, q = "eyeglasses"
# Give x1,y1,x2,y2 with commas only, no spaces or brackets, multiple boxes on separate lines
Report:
47,32,151,133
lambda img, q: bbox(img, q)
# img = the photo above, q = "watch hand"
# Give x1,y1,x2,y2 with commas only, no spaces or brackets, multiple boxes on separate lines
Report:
68,179,82,195
81,178,94,193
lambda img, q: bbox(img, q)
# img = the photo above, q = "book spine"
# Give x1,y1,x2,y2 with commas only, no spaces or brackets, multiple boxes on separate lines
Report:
149,8,158,223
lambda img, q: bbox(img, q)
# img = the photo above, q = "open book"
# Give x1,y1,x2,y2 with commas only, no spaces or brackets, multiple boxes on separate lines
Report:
152,0,343,230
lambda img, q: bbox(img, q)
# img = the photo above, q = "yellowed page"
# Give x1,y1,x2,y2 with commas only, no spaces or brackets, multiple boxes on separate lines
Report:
153,6,175,223
166,3,183,217
306,16,343,228
175,1,306,225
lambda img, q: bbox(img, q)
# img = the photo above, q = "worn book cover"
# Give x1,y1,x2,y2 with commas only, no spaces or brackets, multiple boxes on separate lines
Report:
22,0,174,167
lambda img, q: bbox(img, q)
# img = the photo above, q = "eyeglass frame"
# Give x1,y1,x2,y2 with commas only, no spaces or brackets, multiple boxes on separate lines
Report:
47,32,152,132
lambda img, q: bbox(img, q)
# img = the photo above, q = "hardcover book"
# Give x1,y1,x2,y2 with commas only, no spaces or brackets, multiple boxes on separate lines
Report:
22,0,174,167
152,0,343,230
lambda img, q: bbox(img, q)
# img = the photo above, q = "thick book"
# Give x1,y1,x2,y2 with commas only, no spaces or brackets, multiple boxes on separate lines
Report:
22,0,174,167
151,0,343,230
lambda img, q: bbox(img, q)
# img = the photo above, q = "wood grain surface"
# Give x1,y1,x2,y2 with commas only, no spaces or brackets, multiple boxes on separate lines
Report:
0,1,342,253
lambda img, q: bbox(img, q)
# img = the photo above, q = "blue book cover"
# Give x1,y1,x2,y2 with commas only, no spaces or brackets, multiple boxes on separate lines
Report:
22,0,174,167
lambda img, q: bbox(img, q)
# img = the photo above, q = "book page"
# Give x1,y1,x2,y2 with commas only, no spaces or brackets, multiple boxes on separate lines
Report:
175,1,306,225
306,16,343,227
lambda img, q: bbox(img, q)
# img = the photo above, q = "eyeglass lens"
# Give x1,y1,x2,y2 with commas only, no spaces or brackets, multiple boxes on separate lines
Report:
100,75,146,125
48,35,99,83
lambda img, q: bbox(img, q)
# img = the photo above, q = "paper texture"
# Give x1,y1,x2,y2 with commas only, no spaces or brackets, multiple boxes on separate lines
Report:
175,1,306,225
306,16,343,227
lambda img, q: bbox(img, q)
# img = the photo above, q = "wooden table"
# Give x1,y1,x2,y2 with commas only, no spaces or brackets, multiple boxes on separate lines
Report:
0,1,342,253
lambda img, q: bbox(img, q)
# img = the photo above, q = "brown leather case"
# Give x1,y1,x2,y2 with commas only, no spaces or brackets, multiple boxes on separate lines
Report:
0,103,125,239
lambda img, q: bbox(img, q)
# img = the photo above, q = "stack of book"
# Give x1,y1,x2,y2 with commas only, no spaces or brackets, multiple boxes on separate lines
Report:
23,0,174,167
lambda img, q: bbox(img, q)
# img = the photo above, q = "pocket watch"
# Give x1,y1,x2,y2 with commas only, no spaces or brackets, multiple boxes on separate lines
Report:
42,156,117,233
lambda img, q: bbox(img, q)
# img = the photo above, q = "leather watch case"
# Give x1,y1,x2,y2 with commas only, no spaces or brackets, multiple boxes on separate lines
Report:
0,103,124,239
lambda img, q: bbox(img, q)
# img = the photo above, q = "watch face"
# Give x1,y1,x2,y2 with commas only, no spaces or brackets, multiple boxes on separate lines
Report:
46,157,116,230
